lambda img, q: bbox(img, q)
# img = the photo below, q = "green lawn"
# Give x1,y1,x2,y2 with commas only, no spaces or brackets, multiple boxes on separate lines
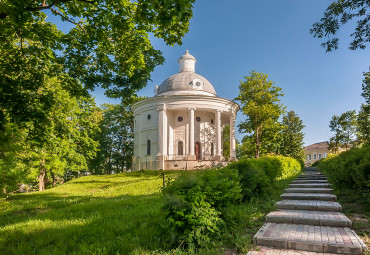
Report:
0,171,180,255
0,170,300,255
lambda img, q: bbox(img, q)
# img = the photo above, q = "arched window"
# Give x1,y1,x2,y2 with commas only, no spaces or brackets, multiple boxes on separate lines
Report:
211,143,214,156
178,141,183,155
147,139,151,155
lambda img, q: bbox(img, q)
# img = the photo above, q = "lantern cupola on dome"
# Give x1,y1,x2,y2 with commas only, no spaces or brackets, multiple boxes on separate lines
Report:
156,50,217,96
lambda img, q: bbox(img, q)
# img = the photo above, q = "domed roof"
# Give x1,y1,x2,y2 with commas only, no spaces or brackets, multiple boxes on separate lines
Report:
156,51,217,96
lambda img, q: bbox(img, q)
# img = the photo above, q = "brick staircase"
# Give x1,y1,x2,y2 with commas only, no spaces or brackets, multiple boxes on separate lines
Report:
247,168,368,255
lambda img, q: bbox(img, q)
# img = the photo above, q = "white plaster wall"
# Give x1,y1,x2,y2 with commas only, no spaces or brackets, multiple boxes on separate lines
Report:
137,109,159,162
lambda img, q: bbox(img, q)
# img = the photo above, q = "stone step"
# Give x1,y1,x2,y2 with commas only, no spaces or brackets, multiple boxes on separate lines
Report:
281,193,337,201
289,183,331,188
247,246,340,255
276,200,342,211
296,176,327,180
285,188,333,194
253,223,367,254
291,180,329,184
266,210,352,227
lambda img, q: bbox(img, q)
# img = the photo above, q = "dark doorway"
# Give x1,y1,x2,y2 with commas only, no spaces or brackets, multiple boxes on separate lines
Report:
178,141,184,155
195,142,201,160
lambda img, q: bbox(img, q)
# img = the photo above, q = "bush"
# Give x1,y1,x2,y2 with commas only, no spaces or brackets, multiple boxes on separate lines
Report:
162,155,302,250
162,168,242,250
318,145,370,193
225,155,302,200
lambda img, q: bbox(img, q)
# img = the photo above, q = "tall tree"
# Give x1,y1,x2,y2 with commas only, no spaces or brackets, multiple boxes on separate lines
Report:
90,99,140,174
329,110,357,152
235,71,285,158
310,0,369,52
357,70,370,144
0,0,195,131
280,111,305,160
1,77,102,192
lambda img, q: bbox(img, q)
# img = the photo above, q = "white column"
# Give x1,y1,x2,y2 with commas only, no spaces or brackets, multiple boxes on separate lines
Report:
230,114,236,159
215,110,222,159
136,113,142,171
168,122,173,160
157,106,167,157
188,108,195,157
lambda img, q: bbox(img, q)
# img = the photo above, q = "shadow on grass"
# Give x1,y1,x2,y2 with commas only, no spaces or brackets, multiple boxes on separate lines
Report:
0,171,180,254
0,192,169,254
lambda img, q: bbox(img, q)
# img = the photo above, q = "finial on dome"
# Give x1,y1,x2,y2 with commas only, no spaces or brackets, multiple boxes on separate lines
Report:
178,50,196,72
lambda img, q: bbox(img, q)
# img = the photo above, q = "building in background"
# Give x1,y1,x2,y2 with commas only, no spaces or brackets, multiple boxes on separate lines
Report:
303,141,329,166
132,51,239,170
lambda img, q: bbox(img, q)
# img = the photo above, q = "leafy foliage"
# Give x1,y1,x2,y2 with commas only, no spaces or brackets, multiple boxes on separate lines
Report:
310,0,369,51
358,69,370,145
0,78,102,193
89,99,143,174
328,110,357,152
162,155,301,250
163,169,242,250
318,145,370,194
235,71,285,158
279,111,305,160
226,155,302,200
0,0,195,104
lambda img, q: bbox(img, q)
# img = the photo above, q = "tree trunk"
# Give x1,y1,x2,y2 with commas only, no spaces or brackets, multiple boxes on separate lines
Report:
256,127,260,158
39,159,46,191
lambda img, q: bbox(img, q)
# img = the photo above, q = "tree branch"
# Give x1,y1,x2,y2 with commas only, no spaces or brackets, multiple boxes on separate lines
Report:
0,0,96,20
49,6,86,32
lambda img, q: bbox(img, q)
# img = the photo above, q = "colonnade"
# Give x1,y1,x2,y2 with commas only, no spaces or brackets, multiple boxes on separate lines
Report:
157,106,236,162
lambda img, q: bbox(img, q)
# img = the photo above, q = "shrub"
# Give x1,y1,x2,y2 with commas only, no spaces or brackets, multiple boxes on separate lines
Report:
225,155,301,200
162,168,242,250
318,145,370,193
162,155,302,250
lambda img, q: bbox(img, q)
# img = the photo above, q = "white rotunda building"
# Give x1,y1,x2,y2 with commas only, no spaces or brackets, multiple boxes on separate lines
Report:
132,51,239,170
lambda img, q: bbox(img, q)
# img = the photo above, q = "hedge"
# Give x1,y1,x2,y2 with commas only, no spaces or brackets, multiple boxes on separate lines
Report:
317,145,370,193
162,155,302,250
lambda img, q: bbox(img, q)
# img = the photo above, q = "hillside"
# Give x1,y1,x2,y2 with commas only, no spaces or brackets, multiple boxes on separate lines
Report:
0,171,178,255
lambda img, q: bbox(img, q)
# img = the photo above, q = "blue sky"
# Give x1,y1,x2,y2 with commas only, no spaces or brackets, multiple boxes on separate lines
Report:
78,1,368,146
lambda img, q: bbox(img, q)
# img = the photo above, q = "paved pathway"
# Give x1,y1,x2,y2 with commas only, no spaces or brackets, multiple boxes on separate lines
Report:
247,168,368,255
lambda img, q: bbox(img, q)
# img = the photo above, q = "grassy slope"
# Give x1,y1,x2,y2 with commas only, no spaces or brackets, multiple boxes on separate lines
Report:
0,170,301,255
0,171,180,255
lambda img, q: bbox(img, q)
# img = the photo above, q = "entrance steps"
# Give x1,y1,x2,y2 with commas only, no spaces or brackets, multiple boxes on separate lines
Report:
280,193,336,201
291,180,329,184
253,223,366,254
266,210,352,227
247,168,368,254
276,200,342,211
285,188,333,194
248,246,339,255
289,183,331,188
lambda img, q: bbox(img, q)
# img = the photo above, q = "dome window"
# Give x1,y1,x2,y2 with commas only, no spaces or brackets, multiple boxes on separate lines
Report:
196,117,201,122
191,78,203,89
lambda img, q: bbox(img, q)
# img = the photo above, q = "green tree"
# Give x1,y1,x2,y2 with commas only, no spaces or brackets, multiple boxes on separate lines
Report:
310,0,369,52
357,70,370,144
222,125,230,159
0,0,195,130
329,110,357,153
0,78,102,192
235,71,285,158
279,111,305,160
90,101,137,174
